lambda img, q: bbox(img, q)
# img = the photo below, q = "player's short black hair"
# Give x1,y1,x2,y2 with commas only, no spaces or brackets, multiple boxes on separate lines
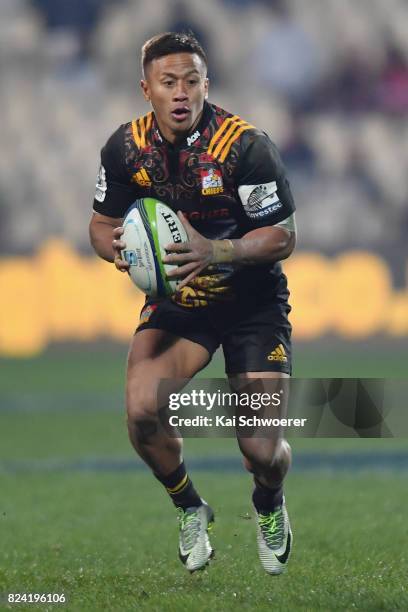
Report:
141,32,208,76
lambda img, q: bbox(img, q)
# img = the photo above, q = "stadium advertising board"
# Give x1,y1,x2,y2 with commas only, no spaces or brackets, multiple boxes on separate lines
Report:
0,240,407,355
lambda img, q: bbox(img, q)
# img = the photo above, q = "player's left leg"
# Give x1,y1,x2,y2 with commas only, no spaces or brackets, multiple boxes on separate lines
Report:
229,372,293,575
128,298,221,572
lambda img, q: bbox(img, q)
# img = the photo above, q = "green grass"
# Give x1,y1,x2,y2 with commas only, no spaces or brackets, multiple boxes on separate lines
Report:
1,340,408,393
0,346,407,610
1,409,407,463
0,472,407,611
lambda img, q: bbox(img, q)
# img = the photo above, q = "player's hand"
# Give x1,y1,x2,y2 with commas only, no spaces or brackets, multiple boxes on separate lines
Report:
163,212,214,288
112,226,129,272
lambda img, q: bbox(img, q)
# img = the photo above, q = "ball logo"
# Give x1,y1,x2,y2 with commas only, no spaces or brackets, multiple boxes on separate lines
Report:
121,199,187,297
122,250,138,266
142,242,154,270
123,248,146,268
161,211,183,243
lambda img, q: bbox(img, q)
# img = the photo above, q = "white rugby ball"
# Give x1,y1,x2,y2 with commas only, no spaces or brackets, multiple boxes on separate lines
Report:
120,198,187,297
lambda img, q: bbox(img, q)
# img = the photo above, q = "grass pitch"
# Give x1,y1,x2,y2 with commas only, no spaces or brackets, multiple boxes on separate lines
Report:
1,471,407,611
0,344,407,611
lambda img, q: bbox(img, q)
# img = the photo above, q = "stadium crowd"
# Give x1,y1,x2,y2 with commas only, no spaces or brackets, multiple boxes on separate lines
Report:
1,0,407,253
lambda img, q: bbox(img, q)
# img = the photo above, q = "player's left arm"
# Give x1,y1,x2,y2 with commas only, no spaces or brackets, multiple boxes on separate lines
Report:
230,130,297,263
222,219,296,265
164,131,296,287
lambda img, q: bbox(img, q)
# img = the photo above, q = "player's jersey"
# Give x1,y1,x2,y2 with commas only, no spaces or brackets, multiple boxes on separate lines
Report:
93,101,295,307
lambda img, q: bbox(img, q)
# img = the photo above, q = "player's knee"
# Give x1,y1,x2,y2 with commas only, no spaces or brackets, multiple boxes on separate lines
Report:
241,438,289,472
126,377,158,423
126,385,160,445
242,446,278,472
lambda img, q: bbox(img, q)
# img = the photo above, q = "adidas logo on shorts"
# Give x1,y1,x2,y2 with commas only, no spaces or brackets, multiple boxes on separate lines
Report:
267,344,288,362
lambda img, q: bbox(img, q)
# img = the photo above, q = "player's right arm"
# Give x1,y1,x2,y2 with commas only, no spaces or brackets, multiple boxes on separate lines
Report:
89,125,136,271
89,213,128,271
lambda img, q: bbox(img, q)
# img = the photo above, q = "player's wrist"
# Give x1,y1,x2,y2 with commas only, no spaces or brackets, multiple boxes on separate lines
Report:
211,239,235,263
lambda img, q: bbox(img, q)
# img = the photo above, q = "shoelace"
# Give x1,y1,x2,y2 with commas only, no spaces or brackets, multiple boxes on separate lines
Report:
259,508,285,548
178,509,200,550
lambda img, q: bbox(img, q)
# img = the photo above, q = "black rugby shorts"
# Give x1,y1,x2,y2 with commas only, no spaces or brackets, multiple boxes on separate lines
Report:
135,291,292,375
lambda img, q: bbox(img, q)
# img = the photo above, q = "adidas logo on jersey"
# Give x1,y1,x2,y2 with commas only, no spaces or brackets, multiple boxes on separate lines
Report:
267,344,288,362
132,168,152,187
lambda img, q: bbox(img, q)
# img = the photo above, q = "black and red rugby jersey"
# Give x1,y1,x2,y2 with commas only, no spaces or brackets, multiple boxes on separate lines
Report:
93,101,295,307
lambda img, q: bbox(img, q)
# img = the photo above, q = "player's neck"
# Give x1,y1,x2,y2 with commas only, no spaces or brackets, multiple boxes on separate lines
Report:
157,109,204,146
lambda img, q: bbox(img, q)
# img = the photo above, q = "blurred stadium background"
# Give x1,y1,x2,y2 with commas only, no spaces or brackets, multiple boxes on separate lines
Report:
0,1,407,610
0,0,408,359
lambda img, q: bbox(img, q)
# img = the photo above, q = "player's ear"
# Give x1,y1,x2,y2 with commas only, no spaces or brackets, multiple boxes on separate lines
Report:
140,79,150,102
204,77,209,100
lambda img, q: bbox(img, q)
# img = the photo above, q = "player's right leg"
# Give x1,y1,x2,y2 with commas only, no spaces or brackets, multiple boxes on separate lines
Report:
126,328,214,571
230,374,293,575
221,289,293,575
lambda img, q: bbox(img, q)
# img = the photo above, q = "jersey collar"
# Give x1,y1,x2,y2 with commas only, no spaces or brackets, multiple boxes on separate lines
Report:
152,101,213,149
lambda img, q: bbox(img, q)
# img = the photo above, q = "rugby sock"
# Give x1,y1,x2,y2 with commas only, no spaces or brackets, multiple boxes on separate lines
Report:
154,461,202,510
252,478,283,513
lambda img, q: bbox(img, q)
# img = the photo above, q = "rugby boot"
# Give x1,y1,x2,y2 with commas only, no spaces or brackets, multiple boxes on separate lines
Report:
255,497,292,574
178,500,214,572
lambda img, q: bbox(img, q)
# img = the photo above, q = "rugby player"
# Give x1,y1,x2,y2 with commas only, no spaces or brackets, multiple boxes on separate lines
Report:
89,32,296,575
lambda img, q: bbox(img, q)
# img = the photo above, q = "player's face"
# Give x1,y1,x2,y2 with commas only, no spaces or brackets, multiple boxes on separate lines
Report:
141,53,209,144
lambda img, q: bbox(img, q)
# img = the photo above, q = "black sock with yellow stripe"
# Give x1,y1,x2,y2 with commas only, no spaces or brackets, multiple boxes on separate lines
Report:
252,478,283,513
154,461,202,510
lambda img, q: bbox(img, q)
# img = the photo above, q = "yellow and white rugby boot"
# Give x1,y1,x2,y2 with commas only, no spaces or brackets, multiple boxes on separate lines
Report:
255,498,292,575
177,500,214,572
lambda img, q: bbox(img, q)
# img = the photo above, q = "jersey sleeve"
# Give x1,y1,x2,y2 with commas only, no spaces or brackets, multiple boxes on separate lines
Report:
93,125,137,218
236,131,296,227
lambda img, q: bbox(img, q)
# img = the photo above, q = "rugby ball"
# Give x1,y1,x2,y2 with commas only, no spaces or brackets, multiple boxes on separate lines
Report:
120,198,187,297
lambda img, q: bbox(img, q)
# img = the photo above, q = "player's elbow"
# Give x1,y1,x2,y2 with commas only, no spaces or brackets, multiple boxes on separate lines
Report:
280,230,296,261
89,216,99,252
88,212,118,255
88,213,112,260
283,232,296,259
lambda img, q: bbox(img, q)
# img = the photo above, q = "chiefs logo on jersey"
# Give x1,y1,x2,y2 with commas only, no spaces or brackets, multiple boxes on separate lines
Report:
201,168,224,196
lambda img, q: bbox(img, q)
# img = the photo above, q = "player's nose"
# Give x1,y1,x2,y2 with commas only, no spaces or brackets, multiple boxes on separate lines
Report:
173,82,188,101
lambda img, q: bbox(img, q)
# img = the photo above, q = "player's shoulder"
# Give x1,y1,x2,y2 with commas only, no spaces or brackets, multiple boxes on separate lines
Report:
103,110,154,153
207,103,271,163
129,110,154,149
102,122,127,157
